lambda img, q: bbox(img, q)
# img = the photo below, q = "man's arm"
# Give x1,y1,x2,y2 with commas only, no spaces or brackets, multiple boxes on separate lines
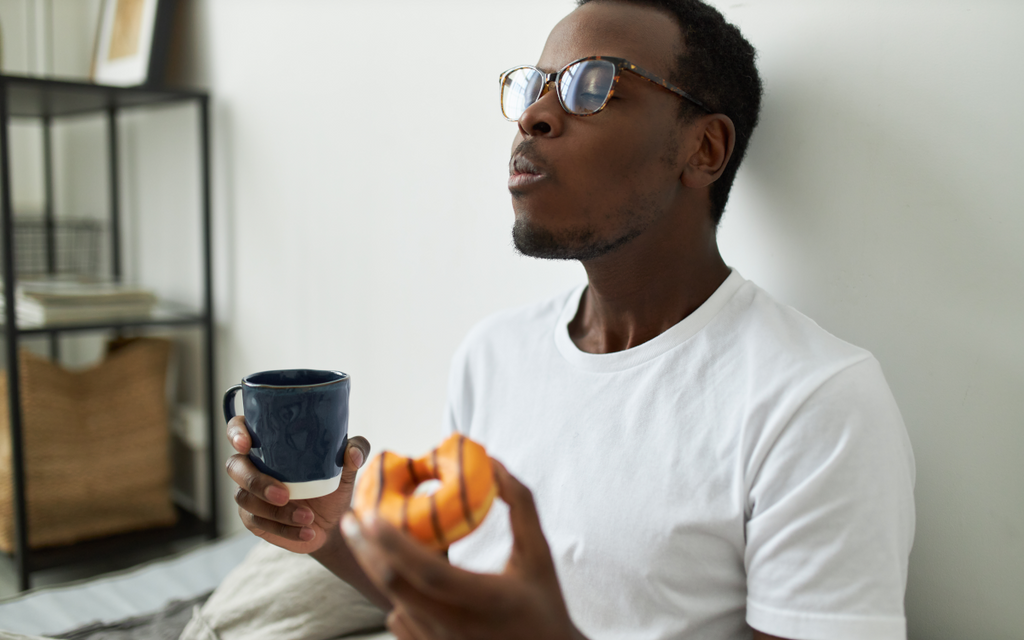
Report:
744,359,914,640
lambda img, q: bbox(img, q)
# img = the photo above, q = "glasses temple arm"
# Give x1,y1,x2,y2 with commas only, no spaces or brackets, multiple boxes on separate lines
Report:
625,64,711,113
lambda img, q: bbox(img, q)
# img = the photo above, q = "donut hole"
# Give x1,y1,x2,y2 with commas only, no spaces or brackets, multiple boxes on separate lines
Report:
412,479,444,497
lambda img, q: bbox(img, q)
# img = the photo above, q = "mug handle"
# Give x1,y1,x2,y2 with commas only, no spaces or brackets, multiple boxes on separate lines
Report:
223,384,243,424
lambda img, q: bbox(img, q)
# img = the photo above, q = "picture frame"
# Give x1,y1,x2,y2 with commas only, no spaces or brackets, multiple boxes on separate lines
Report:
91,0,177,87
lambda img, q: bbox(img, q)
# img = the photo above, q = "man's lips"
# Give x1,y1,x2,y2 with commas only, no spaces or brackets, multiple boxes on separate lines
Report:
508,154,548,189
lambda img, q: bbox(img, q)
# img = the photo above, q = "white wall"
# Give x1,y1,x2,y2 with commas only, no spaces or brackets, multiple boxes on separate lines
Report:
3,1,1021,638
180,0,586,519
713,4,1024,639
188,3,1024,638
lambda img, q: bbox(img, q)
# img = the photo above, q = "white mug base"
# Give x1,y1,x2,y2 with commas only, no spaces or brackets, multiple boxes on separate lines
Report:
283,474,342,500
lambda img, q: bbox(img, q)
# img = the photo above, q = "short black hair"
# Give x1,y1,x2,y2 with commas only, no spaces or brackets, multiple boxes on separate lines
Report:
577,0,763,225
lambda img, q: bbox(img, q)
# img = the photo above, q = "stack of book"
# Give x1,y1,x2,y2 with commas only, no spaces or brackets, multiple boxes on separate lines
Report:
1,280,158,326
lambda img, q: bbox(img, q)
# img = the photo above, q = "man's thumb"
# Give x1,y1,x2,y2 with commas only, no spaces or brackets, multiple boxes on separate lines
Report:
341,436,371,485
493,460,554,572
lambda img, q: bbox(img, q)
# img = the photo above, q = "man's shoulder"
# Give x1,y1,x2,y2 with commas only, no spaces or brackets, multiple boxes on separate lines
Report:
722,278,877,388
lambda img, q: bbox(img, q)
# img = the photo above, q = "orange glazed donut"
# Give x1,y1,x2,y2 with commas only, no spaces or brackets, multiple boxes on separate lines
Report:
352,433,497,549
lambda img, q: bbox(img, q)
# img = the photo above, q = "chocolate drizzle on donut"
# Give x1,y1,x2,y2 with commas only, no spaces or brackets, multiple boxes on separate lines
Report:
400,494,409,533
400,454,413,532
428,448,445,546
429,493,445,547
457,435,474,528
376,451,387,510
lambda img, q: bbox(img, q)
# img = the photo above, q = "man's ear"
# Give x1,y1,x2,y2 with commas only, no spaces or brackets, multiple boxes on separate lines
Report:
679,114,736,189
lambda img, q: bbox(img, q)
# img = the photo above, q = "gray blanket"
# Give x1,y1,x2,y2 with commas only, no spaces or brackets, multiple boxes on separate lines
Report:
0,539,393,640
52,593,212,640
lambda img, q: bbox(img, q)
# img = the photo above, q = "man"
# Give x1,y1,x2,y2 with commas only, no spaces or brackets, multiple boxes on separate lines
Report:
226,1,916,638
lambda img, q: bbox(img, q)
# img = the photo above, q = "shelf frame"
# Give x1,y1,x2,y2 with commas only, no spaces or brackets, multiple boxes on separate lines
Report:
0,75,219,590
3,304,207,335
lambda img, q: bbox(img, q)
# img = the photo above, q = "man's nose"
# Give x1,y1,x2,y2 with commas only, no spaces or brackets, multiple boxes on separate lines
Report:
517,80,563,138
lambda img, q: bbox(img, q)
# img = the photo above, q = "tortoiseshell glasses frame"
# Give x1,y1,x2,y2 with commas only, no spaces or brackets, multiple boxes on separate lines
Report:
499,55,710,121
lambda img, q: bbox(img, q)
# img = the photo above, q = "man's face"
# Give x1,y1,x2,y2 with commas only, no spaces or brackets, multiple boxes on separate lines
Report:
509,1,691,260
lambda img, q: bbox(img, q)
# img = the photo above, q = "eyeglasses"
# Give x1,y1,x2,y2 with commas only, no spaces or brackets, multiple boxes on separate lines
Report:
499,55,709,121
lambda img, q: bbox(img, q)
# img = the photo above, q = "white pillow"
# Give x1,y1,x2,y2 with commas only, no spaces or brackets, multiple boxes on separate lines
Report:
179,540,387,640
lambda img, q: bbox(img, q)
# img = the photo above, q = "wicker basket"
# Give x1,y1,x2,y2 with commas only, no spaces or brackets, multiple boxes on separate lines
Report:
0,338,178,552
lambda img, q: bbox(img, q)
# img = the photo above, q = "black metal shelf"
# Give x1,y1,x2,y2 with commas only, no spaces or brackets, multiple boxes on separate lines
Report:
10,506,212,574
0,74,206,118
2,304,208,335
0,75,218,591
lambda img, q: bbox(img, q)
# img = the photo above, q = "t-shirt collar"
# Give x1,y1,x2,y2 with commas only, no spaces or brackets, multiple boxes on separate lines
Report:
553,269,746,372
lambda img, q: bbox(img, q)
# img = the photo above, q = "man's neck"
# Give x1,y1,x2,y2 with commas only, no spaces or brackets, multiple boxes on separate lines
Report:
567,220,730,355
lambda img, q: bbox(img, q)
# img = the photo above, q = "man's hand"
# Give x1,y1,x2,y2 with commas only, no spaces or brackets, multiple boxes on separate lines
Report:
342,460,587,640
225,415,371,554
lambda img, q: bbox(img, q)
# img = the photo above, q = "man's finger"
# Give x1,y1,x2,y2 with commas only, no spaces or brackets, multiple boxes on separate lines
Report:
226,415,251,454
234,486,314,527
349,510,501,606
339,436,371,488
388,605,438,640
225,454,290,506
342,511,396,587
492,460,554,572
386,608,419,640
238,505,314,542
382,570,473,631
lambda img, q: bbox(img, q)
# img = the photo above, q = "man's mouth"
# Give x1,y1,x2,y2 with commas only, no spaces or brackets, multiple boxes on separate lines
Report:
508,154,548,190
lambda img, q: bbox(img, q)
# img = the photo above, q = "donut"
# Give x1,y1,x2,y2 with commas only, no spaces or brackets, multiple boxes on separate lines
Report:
352,433,496,549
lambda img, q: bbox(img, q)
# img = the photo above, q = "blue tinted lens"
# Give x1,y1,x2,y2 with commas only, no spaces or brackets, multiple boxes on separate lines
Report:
559,60,616,114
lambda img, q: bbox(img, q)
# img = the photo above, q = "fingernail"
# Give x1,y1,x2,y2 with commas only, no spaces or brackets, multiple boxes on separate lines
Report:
341,512,364,546
292,508,313,525
230,435,243,449
266,486,289,505
299,527,315,541
350,446,364,469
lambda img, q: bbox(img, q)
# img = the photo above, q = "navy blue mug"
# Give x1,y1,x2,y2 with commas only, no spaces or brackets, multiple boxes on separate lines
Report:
223,369,350,500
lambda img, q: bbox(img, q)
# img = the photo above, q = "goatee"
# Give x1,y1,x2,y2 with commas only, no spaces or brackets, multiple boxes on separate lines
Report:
512,219,643,261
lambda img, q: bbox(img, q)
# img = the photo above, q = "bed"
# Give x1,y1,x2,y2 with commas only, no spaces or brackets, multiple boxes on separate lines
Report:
0,533,393,640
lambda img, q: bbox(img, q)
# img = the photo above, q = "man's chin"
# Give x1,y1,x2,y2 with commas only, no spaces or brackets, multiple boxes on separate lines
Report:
512,225,579,261
511,219,638,262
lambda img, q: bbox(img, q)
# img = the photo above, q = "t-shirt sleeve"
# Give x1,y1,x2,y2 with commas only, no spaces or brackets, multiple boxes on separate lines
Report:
744,356,916,640
441,334,474,438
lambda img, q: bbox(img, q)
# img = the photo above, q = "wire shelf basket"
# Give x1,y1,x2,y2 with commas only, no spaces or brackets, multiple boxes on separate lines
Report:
9,217,103,278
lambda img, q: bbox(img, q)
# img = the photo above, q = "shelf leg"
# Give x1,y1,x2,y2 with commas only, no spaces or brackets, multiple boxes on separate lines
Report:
107,107,122,283
42,116,60,362
199,96,218,539
0,80,32,591
42,116,56,275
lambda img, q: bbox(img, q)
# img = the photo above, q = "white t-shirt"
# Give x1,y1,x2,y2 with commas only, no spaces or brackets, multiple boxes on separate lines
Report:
444,270,916,640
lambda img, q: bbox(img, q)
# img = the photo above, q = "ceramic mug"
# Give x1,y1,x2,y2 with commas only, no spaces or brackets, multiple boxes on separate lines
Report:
223,369,350,500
